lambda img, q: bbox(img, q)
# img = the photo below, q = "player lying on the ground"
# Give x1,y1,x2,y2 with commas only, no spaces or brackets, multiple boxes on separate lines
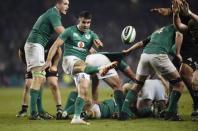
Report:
62,51,137,119
123,75,168,118
150,1,198,120
120,24,185,121
16,39,63,120
42,11,118,125
62,77,168,119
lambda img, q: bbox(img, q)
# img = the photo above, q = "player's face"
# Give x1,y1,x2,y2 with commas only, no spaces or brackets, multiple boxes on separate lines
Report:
78,17,91,32
59,0,69,15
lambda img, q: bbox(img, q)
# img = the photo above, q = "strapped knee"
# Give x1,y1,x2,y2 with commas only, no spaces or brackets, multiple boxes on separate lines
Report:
32,70,46,78
169,77,182,85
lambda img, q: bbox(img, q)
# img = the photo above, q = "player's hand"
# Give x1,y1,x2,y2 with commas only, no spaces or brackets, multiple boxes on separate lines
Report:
93,39,103,49
179,0,191,16
172,0,184,7
150,8,171,16
42,60,52,71
176,54,183,63
172,2,180,14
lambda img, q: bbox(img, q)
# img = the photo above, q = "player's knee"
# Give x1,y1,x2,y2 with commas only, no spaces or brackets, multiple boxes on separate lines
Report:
73,60,86,73
169,77,184,90
132,80,145,92
192,76,198,90
179,63,193,76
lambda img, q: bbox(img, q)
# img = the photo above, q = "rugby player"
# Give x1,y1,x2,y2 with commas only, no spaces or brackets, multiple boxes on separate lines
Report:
16,39,63,120
173,1,198,120
120,24,185,121
24,0,69,120
150,0,198,120
42,11,117,124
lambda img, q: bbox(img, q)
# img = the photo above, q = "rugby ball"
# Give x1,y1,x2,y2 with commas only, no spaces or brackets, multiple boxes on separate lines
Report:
121,26,136,44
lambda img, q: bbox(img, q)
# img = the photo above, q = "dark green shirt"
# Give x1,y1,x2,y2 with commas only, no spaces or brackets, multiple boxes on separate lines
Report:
143,25,176,54
26,7,62,47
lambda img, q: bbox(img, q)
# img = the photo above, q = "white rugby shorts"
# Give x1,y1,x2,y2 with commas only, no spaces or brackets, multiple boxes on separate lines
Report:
136,53,177,76
86,53,118,79
24,42,45,71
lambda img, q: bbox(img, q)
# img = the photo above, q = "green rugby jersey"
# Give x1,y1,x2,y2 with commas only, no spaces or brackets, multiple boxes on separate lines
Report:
26,7,62,47
59,26,99,60
143,25,176,54
99,99,118,118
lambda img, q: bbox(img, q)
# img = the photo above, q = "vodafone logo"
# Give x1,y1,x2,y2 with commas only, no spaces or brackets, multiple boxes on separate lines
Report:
77,41,85,48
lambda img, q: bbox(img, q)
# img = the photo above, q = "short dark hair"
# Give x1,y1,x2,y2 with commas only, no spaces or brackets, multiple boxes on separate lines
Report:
79,11,92,19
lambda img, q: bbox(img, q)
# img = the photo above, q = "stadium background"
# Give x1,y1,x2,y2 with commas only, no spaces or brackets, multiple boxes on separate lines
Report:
0,0,198,86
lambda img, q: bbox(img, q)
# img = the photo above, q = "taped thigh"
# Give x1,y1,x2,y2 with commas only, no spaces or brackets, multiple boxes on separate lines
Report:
32,70,46,78
73,73,90,87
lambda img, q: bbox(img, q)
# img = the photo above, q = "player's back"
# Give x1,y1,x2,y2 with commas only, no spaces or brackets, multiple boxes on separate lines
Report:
143,24,176,54
26,7,61,47
99,99,118,118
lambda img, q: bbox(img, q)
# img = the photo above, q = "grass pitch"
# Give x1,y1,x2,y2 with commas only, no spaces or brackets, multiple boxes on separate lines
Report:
0,87,197,131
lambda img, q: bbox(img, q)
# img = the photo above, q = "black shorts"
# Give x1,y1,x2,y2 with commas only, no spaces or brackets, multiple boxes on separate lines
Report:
24,70,59,79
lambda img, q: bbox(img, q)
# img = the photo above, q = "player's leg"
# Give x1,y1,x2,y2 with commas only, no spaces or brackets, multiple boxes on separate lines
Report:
152,54,184,121
71,73,90,125
121,74,147,120
191,69,198,120
62,57,90,124
25,43,46,120
29,67,46,120
136,80,156,118
179,63,198,120
91,75,99,103
162,71,184,121
120,54,150,120
46,74,62,120
73,59,118,76
16,72,32,117
103,75,124,115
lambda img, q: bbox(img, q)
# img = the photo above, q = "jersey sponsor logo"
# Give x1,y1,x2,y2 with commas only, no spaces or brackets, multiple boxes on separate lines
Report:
85,34,91,40
77,41,85,48
73,46,86,51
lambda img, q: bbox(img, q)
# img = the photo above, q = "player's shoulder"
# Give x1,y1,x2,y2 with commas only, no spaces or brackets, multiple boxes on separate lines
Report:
64,25,77,33
45,7,60,16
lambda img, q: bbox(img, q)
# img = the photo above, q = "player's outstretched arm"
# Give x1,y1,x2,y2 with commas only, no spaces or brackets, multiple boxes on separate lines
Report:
175,31,183,63
50,47,62,72
42,38,64,70
172,3,188,33
150,8,172,16
123,41,144,55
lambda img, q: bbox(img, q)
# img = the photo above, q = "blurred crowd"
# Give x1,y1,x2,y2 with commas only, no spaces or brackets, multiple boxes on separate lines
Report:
0,0,197,86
